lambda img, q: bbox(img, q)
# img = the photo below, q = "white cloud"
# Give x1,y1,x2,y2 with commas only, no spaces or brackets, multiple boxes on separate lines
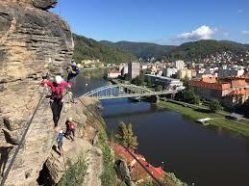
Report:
242,30,249,35
177,25,216,42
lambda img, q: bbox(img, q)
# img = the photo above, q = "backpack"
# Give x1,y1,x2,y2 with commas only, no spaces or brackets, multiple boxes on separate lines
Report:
69,122,76,129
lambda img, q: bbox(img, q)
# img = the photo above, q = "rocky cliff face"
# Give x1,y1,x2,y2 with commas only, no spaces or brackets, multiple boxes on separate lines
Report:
0,0,73,82
0,0,74,185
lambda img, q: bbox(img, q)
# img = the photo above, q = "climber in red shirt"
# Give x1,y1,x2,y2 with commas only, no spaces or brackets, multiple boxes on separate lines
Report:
41,76,72,127
65,117,76,141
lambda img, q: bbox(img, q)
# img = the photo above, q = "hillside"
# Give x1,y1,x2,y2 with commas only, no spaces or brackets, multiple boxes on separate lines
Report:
101,40,175,59
164,40,249,62
74,34,249,64
73,34,136,64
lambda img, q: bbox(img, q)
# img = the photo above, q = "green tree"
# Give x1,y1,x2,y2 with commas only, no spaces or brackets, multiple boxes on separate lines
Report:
115,122,138,150
73,34,136,64
131,73,145,86
209,100,222,112
237,99,249,117
147,80,152,88
155,85,163,91
182,89,200,104
182,76,190,89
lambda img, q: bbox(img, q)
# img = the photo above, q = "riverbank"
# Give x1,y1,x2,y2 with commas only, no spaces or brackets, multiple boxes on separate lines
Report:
159,100,249,138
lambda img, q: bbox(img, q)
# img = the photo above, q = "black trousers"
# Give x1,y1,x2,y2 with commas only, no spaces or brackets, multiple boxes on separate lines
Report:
50,99,63,127
67,73,76,82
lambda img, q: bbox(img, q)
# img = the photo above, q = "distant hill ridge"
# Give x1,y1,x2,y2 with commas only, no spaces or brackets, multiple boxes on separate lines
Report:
73,33,249,63
100,40,175,59
166,40,249,61
73,34,136,64
101,40,249,61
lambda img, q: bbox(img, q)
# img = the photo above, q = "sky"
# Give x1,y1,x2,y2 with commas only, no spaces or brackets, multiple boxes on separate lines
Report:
53,0,249,45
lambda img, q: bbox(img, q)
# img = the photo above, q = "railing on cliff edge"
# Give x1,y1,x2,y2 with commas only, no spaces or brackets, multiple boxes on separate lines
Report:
0,92,45,186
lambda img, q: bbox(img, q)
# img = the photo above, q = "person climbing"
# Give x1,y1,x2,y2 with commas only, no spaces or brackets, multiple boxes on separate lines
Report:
41,75,72,128
66,61,80,82
56,130,64,156
65,117,76,141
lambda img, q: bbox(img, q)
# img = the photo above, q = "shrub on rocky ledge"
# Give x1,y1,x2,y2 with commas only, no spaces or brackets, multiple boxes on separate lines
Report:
58,158,87,186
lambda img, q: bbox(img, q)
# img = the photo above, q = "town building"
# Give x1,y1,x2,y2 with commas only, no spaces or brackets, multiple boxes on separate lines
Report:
190,76,249,106
163,67,177,77
218,65,245,78
145,74,184,90
107,69,121,79
177,68,192,79
128,62,141,79
174,60,185,71
141,64,148,70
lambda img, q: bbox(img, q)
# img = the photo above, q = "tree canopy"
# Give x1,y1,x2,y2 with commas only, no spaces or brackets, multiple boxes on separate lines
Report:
209,100,222,112
115,122,138,150
73,34,136,64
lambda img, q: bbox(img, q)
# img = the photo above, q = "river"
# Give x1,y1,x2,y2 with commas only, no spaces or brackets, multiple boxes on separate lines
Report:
73,75,249,186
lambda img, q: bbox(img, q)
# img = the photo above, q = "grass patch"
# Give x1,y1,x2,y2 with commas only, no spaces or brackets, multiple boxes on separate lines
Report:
97,117,116,186
58,157,87,186
159,101,249,138
165,172,189,186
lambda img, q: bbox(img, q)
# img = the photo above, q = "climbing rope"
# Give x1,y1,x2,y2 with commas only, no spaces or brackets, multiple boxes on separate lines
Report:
0,21,72,185
0,91,45,186
125,147,165,186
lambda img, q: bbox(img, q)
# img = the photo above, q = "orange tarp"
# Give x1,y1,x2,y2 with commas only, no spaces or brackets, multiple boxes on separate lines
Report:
111,143,165,180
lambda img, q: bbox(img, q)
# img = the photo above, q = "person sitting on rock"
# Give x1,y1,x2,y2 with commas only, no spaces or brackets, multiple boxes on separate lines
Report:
41,75,72,128
56,130,64,156
66,61,80,82
65,117,76,141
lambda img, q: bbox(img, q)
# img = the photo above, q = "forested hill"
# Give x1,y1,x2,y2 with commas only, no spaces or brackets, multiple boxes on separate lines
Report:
100,39,249,62
73,34,249,64
73,34,137,64
100,40,175,59
164,40,249,61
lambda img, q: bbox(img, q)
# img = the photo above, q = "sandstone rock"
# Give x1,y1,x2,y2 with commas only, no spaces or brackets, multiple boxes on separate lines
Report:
1,0,57,10
2,128,20,145
0,117,4,128
32,0,58,10
0,2,74,83
4,98,55,186
115,159,135,186
3,117,24,131
0,1,74,185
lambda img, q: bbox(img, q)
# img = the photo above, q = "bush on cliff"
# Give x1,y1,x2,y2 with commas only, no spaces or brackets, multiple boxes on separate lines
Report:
58,158,87,186
97,117,116,186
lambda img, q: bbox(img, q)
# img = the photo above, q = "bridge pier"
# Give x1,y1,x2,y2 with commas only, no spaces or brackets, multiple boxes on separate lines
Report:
150,95,159,104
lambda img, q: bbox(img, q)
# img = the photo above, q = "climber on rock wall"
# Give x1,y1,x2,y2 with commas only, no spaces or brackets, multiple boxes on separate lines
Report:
56,130,64,156
41,75,72,128
66,61,80,82
65,117,76,141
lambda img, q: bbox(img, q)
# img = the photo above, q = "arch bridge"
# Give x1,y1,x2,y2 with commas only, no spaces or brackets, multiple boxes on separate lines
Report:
83,84,184,100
